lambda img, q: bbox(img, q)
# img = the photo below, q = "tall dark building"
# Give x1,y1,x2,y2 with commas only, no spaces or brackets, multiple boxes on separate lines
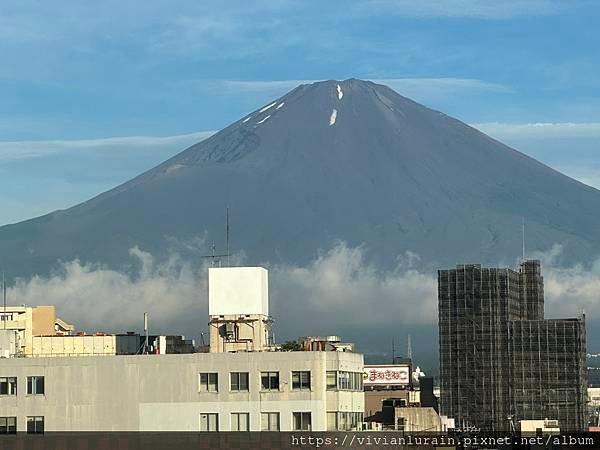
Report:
438,260,587,432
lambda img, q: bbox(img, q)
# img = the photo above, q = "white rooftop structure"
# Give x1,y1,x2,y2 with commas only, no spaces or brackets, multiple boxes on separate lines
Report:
208,267,269,317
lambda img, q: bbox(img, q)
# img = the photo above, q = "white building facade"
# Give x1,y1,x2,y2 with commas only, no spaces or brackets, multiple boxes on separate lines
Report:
0,350,364,432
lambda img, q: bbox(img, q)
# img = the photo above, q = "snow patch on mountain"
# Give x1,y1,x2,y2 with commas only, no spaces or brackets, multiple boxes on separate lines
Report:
329,109,338,126
337,84,343,100
259,102,277,113
257,115,271,125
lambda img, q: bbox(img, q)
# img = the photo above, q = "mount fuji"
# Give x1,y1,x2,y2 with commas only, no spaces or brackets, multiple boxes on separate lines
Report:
2,79,600,278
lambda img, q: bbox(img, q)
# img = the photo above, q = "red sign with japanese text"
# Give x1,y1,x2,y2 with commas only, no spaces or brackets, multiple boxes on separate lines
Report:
363,365,410,386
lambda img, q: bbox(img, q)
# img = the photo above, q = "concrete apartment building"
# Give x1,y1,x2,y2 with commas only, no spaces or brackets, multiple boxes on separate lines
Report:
0,305,74,357
0,267,364,433
438,260,587,432
0,305,192,358
0,350,363,432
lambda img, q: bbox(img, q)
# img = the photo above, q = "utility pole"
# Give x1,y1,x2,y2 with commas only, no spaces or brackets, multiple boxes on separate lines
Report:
522,216,526,262
143,312,149,354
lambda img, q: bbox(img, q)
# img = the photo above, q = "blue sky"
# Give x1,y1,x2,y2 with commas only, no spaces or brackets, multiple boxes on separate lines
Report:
1,0,600,225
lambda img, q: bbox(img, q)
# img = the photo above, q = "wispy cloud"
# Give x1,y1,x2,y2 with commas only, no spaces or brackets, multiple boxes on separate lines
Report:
376,78,511,99
473,122,600,139
218,80,315,94
209,77,510,101
472,122,600,190
551,165,600,190
0,131,216,225
0,131,214,162
368,0,569,19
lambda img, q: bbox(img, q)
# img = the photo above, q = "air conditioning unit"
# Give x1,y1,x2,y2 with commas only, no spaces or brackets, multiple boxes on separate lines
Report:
225,323,236,340
362,422,382,431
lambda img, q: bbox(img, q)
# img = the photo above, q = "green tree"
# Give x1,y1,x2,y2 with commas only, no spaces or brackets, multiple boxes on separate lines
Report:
281,340,301,351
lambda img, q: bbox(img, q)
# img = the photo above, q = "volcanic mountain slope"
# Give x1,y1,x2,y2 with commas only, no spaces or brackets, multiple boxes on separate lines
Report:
2,79,600,277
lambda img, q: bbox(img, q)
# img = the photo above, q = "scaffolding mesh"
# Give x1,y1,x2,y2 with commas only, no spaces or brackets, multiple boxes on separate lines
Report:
438,260,587,432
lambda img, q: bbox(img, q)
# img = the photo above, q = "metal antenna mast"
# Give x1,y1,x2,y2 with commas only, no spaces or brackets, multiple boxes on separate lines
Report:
201,209,231,267
407,334,412,361
522,216,526,262
202,243,230,267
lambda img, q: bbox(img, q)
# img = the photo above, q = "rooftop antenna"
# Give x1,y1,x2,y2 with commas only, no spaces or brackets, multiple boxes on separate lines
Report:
407,334,412,361
521,216,526,263
202,243,229,267
201,209,231,267
143,312,149,355
391,337,395,363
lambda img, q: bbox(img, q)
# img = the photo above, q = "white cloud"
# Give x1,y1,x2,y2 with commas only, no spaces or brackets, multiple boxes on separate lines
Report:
0,131,214,162
5,242,600,353
473,122,600,139
529,244,600,320
9,247,207,335
7,243,438,343
368,0,568,19
270,243,438,331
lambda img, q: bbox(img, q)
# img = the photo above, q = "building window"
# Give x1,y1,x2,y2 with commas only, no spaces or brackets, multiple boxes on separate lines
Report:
326,371,337,390
199,373,218,392
261,372,279,391
354,372,363,391
261,412,280,431
0,377,17,396
339,411,347,430
230,372,249,392
292,412,311,431
291,371,311,390
27,376,44,395
199,413,218,432
347,412,362,431
26,416,44,434
329,412,363,431
338,371,350,390
0,417,16,434
326,412,337,431
230,412,249,432
326,371,363,391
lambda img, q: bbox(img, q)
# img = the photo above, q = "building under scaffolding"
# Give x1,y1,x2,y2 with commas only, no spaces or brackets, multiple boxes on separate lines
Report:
438,260,587,432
